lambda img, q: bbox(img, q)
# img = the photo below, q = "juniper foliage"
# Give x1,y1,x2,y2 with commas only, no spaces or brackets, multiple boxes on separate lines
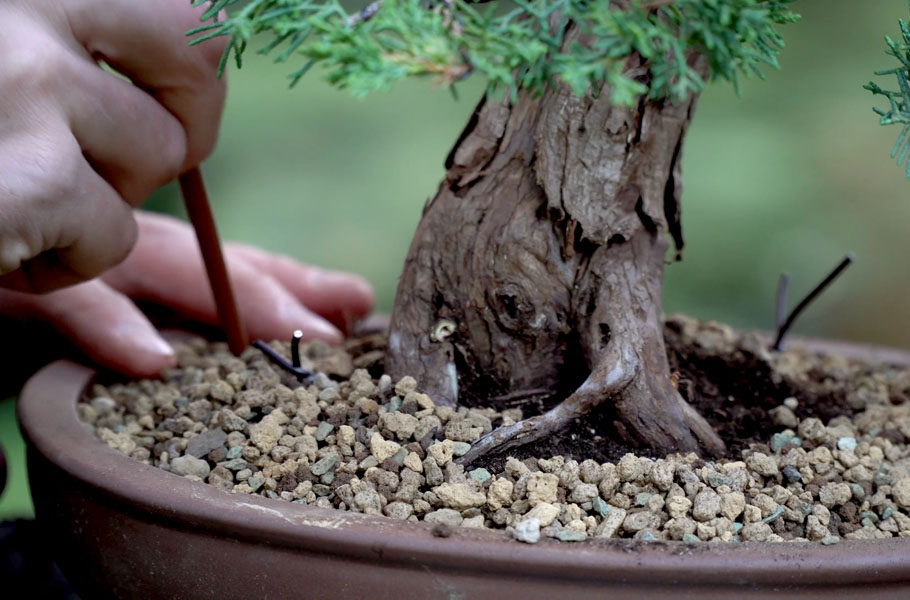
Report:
866,5,910,179
190,0,797,105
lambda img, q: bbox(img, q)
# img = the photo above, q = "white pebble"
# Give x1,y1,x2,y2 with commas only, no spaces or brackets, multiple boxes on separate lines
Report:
513,518,541,544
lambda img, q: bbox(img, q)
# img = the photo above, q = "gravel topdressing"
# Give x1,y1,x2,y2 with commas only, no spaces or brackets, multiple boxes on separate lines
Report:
80,318,910,544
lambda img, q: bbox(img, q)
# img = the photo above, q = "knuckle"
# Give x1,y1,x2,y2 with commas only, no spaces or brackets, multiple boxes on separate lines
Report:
6,134,84,208
35,142,84,202
0,15,72,99
0,237,32,276
0,43,62,98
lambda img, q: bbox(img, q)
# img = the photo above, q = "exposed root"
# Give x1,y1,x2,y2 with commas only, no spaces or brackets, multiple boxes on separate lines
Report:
458,344,725,465
458,345,637,465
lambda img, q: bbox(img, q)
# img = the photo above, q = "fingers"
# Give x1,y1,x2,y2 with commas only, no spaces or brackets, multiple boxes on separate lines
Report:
0,130,138,293
0,5,182,291
67,58,187,205
226,243,375,333
232,262,347,344
0,281,176,377
103,213,348,344
0,4,190,198
64,0,227,169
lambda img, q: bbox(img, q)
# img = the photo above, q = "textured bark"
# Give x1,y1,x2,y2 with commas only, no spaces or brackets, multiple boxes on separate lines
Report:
385,55,724,458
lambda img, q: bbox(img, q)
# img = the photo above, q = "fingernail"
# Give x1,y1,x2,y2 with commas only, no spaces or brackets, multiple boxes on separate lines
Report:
307,317,343,343
281,303,342,343
349,275,374,299
118,323,175,359
309,269,373,295
139,333,177,360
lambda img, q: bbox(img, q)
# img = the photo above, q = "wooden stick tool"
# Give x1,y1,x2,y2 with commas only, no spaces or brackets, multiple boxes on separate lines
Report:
178,167,249,355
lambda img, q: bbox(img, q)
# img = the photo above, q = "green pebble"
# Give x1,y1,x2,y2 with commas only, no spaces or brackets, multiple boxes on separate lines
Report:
592,497,611,517
248,475,264,492
770,433,801,453
315,422,334,441
387,397,402,412
312,484,332,496
874,471,893,486
226,446,243,459
733,522,743,533
850,484,865,501
707,472,731,488
637,531,658,542
320,471,335,485
770,433,788,452
635,493,652,507
265,491,278,499
821,536,840,545
860,511,879,524
360,456,379,470
293,499,308,505
761,506,784,524
220,458,248,471
311,455,340,476
682,534,700,543
882,506,893,520
175,397,188,408
392,447,409,465
452,442,471,457
555,529,588,542
469,468,492,483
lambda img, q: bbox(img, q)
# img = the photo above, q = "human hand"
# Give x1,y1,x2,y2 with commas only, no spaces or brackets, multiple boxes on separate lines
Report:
0,212,375,376
0,0,226,292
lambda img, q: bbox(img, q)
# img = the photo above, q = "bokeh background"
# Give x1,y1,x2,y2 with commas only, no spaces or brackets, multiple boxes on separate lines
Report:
3,0,910,518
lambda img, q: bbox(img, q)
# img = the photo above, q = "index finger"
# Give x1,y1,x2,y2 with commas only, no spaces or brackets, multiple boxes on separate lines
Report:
63,0,227,170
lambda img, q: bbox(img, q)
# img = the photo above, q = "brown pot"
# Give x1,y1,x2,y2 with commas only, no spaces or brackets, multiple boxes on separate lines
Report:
17,339,910,599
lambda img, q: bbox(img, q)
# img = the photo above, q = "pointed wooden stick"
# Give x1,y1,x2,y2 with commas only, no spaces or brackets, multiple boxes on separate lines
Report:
179,167,248,355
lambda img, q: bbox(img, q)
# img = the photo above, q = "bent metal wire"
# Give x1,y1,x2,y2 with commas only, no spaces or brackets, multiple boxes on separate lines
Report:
252,330,313,382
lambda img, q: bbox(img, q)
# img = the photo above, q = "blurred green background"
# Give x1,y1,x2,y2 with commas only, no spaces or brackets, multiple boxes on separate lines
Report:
3,0,910,518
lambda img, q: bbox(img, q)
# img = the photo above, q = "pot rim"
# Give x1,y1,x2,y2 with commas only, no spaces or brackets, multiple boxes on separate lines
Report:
18,338,910,589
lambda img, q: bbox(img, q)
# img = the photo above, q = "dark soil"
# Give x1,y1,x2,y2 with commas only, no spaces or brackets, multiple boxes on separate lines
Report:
457,314,910,471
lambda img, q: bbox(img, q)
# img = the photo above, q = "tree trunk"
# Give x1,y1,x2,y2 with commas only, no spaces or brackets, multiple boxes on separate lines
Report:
385,54,725,459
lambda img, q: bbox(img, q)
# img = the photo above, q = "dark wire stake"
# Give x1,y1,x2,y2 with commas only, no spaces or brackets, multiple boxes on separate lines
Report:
772,254,854,351
291,329,303,368
253,332,313,382
775,272,790,331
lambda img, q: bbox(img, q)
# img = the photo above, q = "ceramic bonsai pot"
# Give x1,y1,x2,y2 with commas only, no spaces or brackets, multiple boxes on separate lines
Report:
17,339,910,600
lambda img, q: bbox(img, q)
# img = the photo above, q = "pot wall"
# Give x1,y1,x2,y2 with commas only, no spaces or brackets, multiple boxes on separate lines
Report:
19,356,910,599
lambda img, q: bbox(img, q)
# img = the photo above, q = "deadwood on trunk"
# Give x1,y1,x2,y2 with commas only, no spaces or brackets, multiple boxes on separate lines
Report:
385,53,725,461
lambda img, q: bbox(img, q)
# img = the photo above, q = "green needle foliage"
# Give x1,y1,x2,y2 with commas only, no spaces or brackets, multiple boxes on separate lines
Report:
866,5,910,179
190,0,797,105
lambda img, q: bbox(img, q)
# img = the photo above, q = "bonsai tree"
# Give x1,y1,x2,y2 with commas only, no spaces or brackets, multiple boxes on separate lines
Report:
191,0,800,461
